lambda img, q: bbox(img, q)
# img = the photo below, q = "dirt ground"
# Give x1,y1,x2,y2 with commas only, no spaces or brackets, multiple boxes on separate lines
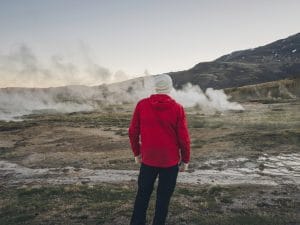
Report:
0,100,299,225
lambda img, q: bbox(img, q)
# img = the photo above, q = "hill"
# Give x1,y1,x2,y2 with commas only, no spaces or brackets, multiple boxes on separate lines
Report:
224,78,300,102
169,33,300,90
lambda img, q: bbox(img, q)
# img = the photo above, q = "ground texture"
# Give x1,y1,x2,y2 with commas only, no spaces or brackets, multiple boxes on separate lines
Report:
0,100,299,225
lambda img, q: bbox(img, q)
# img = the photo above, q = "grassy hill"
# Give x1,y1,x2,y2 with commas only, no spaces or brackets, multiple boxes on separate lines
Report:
224,78,300,102
169,33,300,90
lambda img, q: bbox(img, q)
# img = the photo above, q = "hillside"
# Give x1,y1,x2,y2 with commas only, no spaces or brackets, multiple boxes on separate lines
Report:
224,78,300,102
169,33,300,90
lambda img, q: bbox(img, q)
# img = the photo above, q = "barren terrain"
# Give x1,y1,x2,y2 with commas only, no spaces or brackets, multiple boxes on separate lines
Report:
0,100,299,225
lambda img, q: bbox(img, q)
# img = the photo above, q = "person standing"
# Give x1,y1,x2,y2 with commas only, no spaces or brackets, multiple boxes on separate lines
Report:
129,74,191,225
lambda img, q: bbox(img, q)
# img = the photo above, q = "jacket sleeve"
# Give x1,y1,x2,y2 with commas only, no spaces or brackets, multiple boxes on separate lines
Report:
128,103,141,156
177,106,191,163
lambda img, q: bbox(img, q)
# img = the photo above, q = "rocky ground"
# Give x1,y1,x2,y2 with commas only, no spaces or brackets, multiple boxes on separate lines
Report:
0,100,299,225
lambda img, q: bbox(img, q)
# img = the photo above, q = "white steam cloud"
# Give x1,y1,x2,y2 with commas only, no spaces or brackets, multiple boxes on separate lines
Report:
0,44,130,88
0,77,244,121
171,83,244,113
0,44,244,120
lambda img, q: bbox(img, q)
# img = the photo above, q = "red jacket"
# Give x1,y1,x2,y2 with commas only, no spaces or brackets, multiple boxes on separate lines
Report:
128,94,190,168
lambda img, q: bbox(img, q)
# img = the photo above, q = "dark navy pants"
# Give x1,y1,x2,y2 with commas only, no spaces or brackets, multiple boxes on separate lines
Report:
130,162,179,225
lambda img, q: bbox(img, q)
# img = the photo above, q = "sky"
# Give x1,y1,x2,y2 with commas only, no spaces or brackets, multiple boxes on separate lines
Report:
0,0,299,87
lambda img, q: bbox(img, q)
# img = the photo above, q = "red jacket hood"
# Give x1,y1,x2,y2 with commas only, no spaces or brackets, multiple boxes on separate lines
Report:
149,94,176,111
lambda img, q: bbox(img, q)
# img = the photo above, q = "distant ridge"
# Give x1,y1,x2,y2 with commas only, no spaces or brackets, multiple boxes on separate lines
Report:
169,33,300,90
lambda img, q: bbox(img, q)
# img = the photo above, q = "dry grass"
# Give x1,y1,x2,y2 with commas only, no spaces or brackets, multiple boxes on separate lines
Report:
0,100,299,224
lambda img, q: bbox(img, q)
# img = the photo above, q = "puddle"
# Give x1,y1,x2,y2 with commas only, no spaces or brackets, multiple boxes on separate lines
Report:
0,153,299,186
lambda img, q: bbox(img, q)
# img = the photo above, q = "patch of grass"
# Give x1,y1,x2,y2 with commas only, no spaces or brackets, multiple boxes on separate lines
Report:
229,130,300,151
207,185,223,196
188,213,281,225
189,119,224,129
0,184,136,225
23,112,131,129
219,195,234,204
114,129,128,136
190,120,206,128
0,120,38,132
191,139,206,148
0,184,299,225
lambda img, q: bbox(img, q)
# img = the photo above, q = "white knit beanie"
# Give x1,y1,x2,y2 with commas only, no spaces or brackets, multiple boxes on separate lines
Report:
154,74,173,94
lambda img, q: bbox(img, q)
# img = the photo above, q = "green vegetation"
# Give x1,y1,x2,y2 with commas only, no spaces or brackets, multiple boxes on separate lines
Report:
23,110,132,129
0,184,135,225
0,120,38,132
1,184,298,225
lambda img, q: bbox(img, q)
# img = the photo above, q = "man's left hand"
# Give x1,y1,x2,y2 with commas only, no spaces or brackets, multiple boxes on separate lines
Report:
134,155,142,164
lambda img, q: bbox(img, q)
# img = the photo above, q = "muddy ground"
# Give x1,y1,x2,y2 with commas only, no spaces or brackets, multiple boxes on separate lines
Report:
0,100,299,225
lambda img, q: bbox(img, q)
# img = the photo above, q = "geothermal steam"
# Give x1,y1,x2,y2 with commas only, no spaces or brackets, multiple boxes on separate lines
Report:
0,44,244,120
0,44,129,88
171,83,244,112
0,77,244,121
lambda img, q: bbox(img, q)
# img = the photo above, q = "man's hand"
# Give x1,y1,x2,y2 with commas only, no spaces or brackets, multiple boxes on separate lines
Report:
134,155,142,164
179,162,189,172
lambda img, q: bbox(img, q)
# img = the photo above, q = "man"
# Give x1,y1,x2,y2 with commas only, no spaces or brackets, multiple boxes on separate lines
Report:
129,74,190,225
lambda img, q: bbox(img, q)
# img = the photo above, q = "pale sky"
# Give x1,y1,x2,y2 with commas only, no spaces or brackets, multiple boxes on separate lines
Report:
0,0,299,87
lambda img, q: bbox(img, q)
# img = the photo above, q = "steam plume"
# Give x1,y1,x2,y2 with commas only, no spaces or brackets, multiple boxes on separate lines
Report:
0,44,244,120
0,44,129,88
171,83,244,113
0,77,244,121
